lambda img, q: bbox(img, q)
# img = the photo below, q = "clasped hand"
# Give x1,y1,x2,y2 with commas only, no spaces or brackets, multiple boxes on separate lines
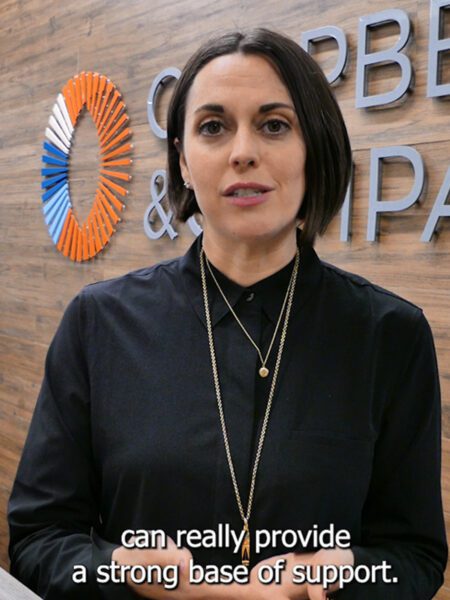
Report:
112,537,354,599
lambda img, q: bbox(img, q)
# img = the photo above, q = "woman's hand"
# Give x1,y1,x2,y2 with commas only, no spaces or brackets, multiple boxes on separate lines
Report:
245,547,354,600
112,538,354,600
112,536,245,599
306,547,354,600
111,538,194,599
244,551,314,599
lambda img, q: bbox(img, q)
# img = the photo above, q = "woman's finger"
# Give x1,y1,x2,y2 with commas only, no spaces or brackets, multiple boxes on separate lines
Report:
306,583,328,600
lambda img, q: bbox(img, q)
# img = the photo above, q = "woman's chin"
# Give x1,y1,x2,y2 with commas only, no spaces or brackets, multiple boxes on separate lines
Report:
227,223,298,245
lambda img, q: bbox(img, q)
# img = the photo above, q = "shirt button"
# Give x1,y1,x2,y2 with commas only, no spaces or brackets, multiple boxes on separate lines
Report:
246,292,255,302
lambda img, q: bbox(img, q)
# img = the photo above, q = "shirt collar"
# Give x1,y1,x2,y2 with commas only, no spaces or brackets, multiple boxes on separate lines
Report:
179,230,323,328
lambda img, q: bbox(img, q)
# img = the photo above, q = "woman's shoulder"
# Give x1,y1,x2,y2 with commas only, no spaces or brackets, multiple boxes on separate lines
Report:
318,257,425,330
80,255,183,301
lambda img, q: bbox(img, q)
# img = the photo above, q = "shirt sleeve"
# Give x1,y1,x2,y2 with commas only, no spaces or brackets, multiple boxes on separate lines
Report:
7,293,132,599
334,310,448,599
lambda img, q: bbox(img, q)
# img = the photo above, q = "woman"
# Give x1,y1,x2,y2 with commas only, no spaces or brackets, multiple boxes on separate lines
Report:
8,28,447,599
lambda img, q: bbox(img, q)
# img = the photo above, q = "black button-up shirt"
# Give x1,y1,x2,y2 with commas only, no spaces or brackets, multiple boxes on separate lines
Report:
8,233,447,599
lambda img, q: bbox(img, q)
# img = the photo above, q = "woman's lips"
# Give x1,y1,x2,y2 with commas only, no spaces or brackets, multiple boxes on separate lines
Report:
225,191,270,207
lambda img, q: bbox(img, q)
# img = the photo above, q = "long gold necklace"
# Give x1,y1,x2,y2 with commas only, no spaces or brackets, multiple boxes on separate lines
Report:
199,247,300,566
204,252,298,378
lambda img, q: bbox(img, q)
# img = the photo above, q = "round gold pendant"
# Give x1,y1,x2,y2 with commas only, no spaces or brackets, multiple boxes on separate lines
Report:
259,366,269,378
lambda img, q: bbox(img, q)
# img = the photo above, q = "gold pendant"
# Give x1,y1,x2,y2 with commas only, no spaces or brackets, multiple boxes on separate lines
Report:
259,366,269,378
242,522,250,566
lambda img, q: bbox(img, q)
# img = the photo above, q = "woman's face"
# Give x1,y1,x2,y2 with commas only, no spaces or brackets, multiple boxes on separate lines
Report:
178,52,306,247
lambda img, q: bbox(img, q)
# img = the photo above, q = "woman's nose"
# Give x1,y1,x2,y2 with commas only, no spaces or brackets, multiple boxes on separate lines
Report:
228,127,260,169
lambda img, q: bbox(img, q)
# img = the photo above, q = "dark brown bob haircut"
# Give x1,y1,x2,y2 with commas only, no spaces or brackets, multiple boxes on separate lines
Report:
166,28,352,246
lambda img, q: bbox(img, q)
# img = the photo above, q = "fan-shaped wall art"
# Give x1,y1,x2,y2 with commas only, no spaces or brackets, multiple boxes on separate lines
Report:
41,72,133,261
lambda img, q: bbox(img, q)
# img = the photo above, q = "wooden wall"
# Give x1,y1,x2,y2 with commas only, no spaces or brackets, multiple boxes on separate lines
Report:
1,0,449,596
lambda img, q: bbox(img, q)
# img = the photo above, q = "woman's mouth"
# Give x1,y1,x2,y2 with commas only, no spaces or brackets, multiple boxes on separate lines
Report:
223,183,273,206
226,189,270,206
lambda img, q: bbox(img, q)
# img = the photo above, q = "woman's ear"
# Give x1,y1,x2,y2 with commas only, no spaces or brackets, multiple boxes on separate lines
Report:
175,137,190,184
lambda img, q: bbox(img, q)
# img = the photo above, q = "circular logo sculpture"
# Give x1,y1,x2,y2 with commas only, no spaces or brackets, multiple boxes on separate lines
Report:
41,72,133,261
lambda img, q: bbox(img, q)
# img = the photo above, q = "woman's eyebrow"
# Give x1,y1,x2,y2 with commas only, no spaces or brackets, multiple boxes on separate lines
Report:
194,104,224,114
194,102,295,114
259,102,295,113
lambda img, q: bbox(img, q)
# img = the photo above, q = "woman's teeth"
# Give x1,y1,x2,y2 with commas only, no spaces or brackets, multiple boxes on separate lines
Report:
232,189,263,197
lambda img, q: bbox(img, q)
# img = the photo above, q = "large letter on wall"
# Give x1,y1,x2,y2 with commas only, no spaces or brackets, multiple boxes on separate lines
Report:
421,167,450,241
147,67,181,139
427,0,450,98
367,146,425,241
300,26,348,84
356,9,413,108
340,164,354,242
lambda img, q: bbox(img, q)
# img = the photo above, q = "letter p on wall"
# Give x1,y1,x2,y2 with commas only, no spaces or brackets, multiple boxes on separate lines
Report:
367,146,425,241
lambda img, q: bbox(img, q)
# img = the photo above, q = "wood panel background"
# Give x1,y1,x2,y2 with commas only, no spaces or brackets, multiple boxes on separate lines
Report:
0,0,449,596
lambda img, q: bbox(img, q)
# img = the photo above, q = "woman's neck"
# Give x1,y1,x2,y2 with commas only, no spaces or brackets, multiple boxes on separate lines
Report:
201,230,298,287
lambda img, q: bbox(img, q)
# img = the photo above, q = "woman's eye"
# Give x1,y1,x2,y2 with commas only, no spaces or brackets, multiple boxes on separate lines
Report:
198,120,223,136
263,119,290,134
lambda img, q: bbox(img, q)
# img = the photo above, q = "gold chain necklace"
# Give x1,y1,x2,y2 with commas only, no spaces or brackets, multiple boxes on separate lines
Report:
204,252,298,378
199,247,300,566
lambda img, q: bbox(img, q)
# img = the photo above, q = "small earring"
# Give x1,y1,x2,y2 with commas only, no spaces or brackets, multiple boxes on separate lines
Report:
183,181,190,189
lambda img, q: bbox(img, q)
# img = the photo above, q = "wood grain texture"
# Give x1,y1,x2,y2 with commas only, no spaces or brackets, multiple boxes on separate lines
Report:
0,0,449,595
